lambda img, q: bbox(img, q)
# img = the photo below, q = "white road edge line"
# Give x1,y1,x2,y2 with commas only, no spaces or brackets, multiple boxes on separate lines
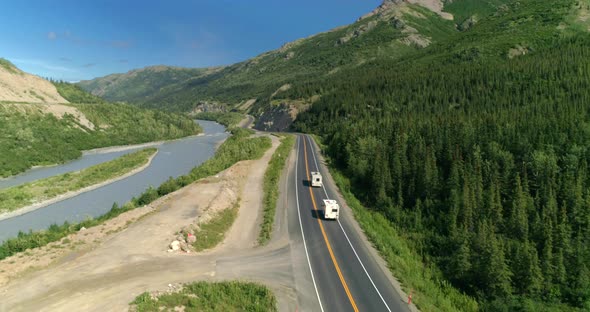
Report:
295,136,325,312
306,135,393,312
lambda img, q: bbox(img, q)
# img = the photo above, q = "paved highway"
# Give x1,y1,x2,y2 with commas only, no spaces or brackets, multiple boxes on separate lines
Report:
289,135,410,312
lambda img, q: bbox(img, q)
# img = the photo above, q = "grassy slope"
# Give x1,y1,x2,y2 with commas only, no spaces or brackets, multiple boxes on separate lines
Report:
0,58,18,74
0,148,156,213
52,81,106,104
131,281,277,312
258,135,295,245
192,203,239,251
77,66,213,103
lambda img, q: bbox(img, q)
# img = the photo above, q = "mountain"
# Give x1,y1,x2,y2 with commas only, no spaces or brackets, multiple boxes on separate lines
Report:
0,58,68,104
0,62,201,177
79,0,462,113
78,65,219,103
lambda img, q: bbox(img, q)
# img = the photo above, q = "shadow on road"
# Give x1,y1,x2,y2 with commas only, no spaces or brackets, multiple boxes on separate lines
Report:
301,179,312,187
310,209,323,220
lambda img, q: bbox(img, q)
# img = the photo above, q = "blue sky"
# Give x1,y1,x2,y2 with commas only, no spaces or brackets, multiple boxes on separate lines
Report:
0,0,380,81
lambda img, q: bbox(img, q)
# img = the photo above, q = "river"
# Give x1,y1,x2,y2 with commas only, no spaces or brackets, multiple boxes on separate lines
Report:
0,120,228,242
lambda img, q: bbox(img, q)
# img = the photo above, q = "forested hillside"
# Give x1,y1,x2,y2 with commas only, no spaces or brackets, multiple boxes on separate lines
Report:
0,103,201,177
78,66,217,104
52,80,106,104
290,0,590,310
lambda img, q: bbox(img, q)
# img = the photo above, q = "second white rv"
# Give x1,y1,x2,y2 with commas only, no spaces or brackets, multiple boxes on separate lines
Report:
311,171,323,187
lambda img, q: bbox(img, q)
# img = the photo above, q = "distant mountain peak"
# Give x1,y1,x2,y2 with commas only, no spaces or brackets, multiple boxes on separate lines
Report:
361,0,453,21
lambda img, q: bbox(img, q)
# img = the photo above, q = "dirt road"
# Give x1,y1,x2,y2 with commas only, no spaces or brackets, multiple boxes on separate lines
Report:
0,134,300,312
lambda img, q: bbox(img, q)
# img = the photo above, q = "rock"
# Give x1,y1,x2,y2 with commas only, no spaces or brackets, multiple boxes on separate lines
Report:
79,227,86,232
187,233,196,244
170,240,180,251
392,18,405,29
180,241,189,252
176,235,186,243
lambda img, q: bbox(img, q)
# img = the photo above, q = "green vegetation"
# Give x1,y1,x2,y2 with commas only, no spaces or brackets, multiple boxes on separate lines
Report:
193,111,245,128
0,129,271,261
51,80,106,104
77,66,213,103
0,201,136,261
192,203,238,251
0,148,156,213
258,135,295,245
444,0,509,27
330,167,479,311
0,58,18,74
184,128,271,183
0,103,200,177
131,281,277,312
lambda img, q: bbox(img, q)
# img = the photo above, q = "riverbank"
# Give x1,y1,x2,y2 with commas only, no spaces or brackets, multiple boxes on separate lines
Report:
0,149,158,222
82,133,205,155
0,121,213,184
0,134,291,312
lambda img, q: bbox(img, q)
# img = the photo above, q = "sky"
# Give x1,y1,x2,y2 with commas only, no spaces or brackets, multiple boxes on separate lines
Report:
0,0,381,82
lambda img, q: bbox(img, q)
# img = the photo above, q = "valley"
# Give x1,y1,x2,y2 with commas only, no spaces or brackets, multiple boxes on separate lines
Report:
2,0,590,311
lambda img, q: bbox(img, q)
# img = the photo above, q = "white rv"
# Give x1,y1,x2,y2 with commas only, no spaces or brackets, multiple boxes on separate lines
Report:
311,171,323,187
323,199,340,220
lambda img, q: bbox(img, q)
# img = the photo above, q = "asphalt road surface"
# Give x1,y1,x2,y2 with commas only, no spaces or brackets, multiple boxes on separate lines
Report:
289,135,411,312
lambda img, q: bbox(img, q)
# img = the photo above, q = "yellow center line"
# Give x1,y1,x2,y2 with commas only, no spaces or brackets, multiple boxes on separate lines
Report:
302,136,360,312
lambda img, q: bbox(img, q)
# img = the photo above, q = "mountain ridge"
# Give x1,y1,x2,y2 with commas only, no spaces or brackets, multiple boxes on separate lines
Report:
78,0,458,111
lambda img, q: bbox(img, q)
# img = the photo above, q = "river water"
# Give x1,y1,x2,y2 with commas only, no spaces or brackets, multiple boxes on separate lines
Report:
0,120,228,242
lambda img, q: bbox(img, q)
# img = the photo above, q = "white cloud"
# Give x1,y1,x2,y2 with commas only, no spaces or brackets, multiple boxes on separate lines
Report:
47,32,57,40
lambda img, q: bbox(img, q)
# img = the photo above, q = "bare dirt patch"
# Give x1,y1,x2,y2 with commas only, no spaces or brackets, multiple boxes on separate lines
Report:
270,84,292,98
407,0,453,20
0,66,67,104
42,103,95,130
238,99,257,111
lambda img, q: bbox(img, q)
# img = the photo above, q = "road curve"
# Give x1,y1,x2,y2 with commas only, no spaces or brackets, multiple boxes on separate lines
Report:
289,134,411,312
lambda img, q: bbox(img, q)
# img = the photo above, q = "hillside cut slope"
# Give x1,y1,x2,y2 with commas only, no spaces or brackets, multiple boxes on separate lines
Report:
0,59,68,104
